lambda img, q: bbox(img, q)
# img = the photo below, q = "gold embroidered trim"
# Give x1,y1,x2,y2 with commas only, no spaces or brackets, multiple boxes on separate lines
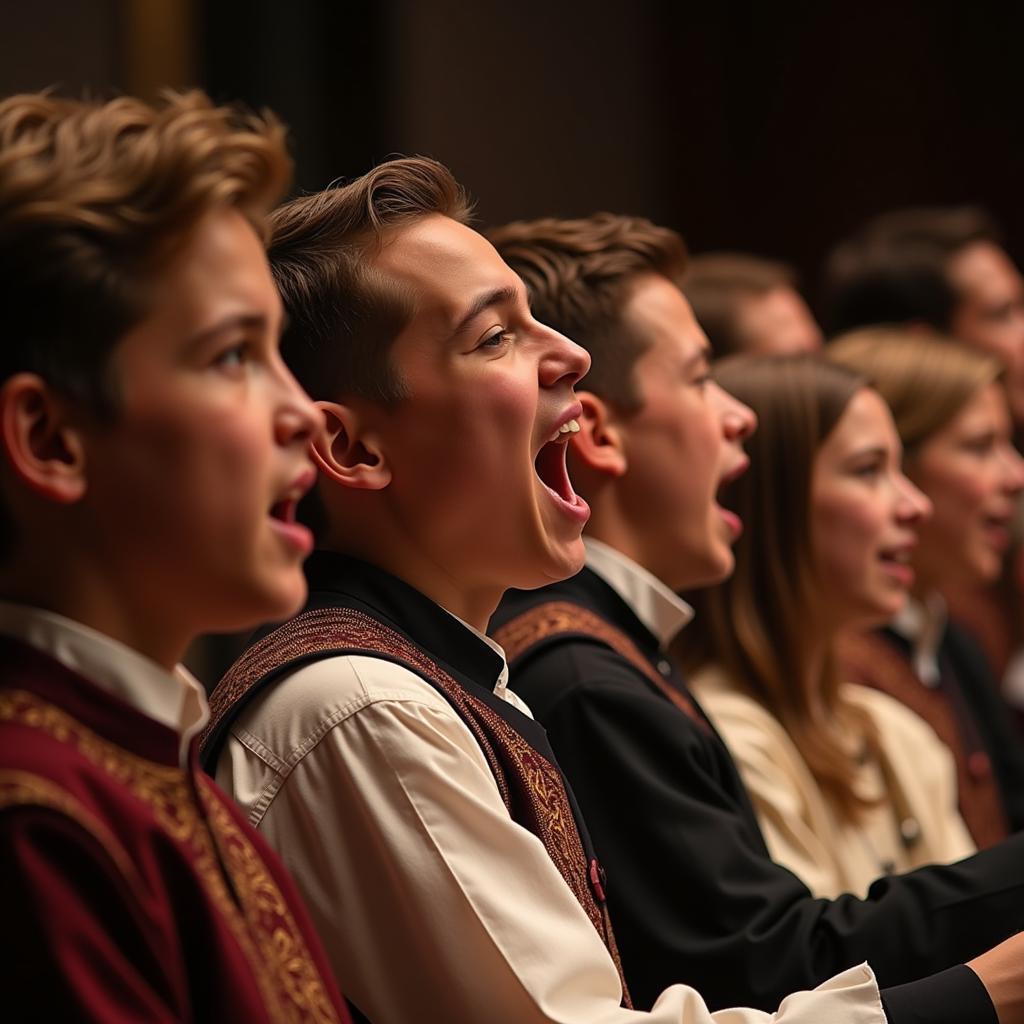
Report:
1,689,341,1023
205,606,632,1004
494,601,707,728
0,768,142,890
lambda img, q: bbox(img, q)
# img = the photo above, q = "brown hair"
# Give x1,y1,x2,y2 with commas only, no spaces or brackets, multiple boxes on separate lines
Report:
0,88,290,557
682,252,797,356
824,206,1001,337
268,157,473,404
676,354,884,822
828,327,1002,455
487,213,688,410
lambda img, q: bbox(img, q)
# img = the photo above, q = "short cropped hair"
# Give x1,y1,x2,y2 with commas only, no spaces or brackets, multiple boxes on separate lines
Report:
823,206,1001,336
268,157,473,404
682,252,797,356
0,89,290,560
488,214,688,411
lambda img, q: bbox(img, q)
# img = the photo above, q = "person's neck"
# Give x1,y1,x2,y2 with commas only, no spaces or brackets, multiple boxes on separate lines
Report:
0,564,186,671
324,543,501,634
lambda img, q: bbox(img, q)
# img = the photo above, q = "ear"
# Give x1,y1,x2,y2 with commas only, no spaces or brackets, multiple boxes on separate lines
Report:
569,390,628,478
0,373,88,504
311,400,392,491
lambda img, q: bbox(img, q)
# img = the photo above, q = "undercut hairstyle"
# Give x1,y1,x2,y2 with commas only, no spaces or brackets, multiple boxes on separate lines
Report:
828,327,1001,457
823,206,1002,337
487,213,688,411
682,252,797,356
268,157,473,404
0,88,290,559
676,354,886,823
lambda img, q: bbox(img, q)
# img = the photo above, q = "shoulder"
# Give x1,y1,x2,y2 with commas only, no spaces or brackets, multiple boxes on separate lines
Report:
690,666,793,752
843,683,944,750
231,652,458,750
511,629,652,706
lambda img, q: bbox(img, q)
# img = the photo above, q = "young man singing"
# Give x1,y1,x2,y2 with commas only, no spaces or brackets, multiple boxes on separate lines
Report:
0,91,350,1022
203,159,1022,1023
488,213,1024,1023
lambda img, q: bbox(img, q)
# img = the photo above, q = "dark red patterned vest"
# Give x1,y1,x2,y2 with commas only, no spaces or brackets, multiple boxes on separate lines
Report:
201,605,632,1007
837,629,1009,850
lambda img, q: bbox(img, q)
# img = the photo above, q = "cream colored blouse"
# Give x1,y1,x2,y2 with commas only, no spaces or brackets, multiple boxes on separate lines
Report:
690,666,976,899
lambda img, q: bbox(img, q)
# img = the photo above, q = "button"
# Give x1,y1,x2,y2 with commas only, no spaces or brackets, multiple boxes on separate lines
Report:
657,659,672,677
967,751,992,780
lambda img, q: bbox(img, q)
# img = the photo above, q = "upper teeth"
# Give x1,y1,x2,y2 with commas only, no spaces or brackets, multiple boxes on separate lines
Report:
550,418,580,441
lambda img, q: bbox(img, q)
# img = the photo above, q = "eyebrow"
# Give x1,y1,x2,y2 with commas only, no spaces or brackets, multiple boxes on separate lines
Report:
186,312,277,350
451,285,521,337
685,346,712,372
844,444,890,462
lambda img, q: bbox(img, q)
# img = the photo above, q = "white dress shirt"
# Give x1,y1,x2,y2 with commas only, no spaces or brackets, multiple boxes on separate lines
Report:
889,593,948,688
0,601,207,766
215,574,884,1024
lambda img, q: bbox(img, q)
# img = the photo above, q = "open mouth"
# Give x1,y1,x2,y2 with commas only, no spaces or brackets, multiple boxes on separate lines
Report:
878,545,915,585
270,497,298,524
533,417,590,524
535,429,577,504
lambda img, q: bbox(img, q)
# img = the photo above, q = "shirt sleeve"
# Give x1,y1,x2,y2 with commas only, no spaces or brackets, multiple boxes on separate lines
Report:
515,641,1023,1017
0,802,182,1022
223,655,885,1024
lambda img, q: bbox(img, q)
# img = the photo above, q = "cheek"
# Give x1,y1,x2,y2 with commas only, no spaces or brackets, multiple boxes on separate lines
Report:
920,464,989,534
812,495,879,582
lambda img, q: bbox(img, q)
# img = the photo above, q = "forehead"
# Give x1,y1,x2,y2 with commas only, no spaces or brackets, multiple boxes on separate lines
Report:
820,388,897,458
152,208,278,324
948,380,1010,432
948,241,1024,300
623,273,707,365
118,207,280,362
371,214,521,334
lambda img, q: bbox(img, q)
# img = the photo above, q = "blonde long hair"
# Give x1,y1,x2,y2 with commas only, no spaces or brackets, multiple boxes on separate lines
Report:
828,327,1001,454
676,355,884,821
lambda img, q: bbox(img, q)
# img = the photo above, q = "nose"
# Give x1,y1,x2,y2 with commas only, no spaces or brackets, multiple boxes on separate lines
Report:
712,382,757,442
538,324,591,390
1000,443,1024,495
273,360,323,447
895,472,932,525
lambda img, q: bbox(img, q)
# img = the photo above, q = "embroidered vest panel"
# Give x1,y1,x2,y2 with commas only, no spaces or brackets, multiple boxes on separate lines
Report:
201,606,632,1006
493,600,708,732
0,687,344,1024
837,631,1009,849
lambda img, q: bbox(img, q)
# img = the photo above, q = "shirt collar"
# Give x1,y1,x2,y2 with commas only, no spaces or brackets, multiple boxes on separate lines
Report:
583,538,694,648
0,602,208,766
889,592,947,688
305,552,508,696
445,609,511,696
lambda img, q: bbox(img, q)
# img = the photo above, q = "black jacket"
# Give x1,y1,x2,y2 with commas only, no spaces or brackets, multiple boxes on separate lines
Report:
491,567,1013,1023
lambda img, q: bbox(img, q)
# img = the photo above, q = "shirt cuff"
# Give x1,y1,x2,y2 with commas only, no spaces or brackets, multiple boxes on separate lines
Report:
880,964,996,1024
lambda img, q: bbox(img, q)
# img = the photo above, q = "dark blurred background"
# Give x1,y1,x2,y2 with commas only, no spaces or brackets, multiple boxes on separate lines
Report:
7,0,1024,310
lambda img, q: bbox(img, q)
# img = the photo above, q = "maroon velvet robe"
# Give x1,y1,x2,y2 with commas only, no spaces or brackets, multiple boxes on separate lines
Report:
0,635,352,1023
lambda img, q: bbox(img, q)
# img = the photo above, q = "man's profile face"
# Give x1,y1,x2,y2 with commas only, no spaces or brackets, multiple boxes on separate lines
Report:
79,207,321,652
948,240,1024,424
612,275,755,591
364,214,592,596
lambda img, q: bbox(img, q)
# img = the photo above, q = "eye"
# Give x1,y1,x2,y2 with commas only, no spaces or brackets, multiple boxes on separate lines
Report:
477,328,512,351
693,373,711,390
965,434,997,454
851,461,883,479
213,341,252,373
